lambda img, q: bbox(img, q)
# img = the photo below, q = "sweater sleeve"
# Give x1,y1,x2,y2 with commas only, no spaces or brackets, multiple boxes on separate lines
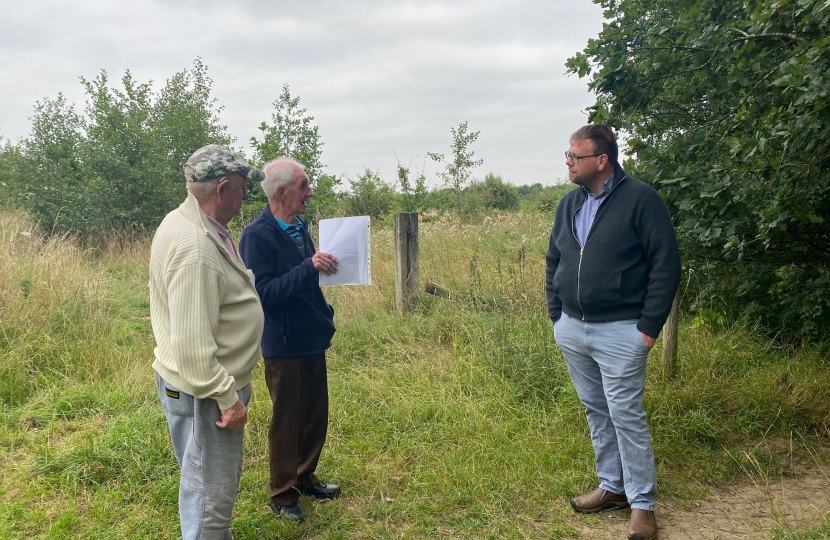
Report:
545,223,563,322
636,190,682,338
166,262,238,410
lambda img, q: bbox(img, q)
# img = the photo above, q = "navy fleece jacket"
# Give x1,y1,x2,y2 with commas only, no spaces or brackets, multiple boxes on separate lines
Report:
240,204,335,358
545,167,681,338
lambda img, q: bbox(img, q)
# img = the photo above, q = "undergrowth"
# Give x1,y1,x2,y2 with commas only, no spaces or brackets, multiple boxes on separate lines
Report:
1,209,828,539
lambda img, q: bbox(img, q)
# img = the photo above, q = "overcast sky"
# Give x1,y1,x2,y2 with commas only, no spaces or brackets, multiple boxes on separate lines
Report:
0,0,605,187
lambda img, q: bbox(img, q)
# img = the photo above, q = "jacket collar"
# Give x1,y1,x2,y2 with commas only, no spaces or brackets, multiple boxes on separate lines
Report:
259,203,308,229
178,192,251,277
259,203,310,256
610,165,629,190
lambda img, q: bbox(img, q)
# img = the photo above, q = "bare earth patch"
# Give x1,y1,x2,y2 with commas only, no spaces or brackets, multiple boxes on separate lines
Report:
569,459,830,539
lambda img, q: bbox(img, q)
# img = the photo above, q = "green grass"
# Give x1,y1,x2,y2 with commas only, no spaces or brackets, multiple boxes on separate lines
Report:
1,209,829,539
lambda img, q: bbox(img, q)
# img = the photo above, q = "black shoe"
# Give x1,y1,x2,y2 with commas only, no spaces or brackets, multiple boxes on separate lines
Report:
299,481,341,499
268,500,306,522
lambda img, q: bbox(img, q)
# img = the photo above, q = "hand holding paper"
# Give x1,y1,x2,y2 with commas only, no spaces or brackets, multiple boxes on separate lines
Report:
312,251,339,275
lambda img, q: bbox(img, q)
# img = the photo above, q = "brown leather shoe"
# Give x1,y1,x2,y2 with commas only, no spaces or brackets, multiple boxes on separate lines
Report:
570,488,629,513
628,508,657,540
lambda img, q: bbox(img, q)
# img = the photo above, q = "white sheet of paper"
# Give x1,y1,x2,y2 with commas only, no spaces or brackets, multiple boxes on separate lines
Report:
318,216,371,286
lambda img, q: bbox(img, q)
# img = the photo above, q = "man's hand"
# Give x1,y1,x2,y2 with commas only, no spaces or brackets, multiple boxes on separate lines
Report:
641,332,656,350
312,251,339,275
216,400,248,430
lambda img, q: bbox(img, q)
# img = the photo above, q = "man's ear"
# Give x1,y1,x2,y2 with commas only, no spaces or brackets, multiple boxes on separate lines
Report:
216,177,231,196
597,154,610,172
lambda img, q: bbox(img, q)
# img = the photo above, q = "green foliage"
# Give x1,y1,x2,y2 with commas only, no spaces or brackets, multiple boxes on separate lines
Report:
251,84,324,181
2,209,830,538
0,137,12,203
343,169,394,221
422,187,457,215
394,152,428,213
81,71,174,231
151,58,230,175
471,173,520,212
8,93,100,232
569,0,830,341
309,173,344,220
3,59,229,236
517,183,573,216
428,122,484,223
249,84,338,221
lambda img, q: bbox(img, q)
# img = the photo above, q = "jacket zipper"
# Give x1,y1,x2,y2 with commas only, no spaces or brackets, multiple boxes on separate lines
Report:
282,311,289,343
304,228,325,352
571,174,628,321
571,198,586,320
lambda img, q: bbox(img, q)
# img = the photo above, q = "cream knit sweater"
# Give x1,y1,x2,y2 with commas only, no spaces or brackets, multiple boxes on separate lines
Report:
150,193,264,411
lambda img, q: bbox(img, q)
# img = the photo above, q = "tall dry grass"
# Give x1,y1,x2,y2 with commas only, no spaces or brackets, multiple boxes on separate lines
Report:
0,210,154,412
2,208,829,539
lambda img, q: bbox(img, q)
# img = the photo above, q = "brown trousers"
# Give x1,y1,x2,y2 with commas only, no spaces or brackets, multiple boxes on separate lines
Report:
263,353,329,506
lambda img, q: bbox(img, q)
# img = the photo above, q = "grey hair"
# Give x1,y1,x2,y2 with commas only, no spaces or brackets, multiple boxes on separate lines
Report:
187,178,220,200
261,157,306,200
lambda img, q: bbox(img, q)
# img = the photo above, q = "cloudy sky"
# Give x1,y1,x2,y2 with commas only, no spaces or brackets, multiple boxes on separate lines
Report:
0,0,605,187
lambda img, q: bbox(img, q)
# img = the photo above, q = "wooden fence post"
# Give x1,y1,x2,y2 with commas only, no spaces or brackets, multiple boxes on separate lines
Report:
394,213,419,313
662,289,680,379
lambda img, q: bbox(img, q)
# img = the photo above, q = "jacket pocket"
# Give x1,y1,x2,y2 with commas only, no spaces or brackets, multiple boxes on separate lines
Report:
586,271,623,307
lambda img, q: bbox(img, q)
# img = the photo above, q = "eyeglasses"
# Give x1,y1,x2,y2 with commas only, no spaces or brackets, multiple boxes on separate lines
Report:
565,151,604,164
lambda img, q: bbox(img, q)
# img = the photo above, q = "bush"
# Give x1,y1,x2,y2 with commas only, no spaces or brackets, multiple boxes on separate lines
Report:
3,60,229,237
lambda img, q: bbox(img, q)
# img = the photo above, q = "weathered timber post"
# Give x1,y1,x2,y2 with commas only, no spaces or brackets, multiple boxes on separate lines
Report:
662,289,680,379
394,213,419,313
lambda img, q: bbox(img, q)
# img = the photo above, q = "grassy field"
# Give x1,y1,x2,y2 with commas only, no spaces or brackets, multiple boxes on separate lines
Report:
1,208,829,539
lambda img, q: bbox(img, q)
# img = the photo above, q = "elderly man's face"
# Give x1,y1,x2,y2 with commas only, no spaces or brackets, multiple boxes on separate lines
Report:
282,169,313,218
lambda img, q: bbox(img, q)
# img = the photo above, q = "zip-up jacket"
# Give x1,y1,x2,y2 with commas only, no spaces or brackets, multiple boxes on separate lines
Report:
240,204,336,358
545,167,681,338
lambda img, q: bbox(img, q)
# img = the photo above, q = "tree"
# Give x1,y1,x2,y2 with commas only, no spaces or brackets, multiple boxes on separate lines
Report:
250,84,335,220
81,70,170,230
0,135,22,210
394,151,427,213
344,169,394,220
478,173,519,212
151,58,231,192
568,0,830,340
81,61,230,232
6,60,230,236
11,94,100,232
422,187,457,215
428,122,483,223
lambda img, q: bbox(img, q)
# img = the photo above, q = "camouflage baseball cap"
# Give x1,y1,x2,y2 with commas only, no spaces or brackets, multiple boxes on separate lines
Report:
183,144,265,183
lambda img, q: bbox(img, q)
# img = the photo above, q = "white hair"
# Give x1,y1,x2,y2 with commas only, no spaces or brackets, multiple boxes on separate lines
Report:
187,178,219,200
261,157,306,200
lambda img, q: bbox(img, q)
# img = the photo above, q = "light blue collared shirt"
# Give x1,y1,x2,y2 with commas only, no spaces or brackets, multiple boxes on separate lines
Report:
574,174,614,247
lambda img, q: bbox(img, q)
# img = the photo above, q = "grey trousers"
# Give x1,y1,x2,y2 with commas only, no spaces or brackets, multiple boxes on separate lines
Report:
157,373,252,540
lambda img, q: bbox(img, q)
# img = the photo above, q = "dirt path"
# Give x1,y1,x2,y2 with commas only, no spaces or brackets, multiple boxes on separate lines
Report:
569,459,830,539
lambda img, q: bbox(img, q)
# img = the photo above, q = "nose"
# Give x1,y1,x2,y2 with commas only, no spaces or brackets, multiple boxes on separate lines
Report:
242,187,249,201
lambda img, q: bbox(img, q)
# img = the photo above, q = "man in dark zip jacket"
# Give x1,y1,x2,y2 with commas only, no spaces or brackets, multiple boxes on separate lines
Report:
545,125,680,540
239,158,341,524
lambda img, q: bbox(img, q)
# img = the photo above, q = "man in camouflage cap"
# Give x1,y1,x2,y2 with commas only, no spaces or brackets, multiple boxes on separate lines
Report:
183,144,266,184
150,144,265,539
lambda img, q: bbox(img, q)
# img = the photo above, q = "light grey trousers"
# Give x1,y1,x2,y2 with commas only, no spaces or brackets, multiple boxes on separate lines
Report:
553,312,657,510
157,373,252,540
